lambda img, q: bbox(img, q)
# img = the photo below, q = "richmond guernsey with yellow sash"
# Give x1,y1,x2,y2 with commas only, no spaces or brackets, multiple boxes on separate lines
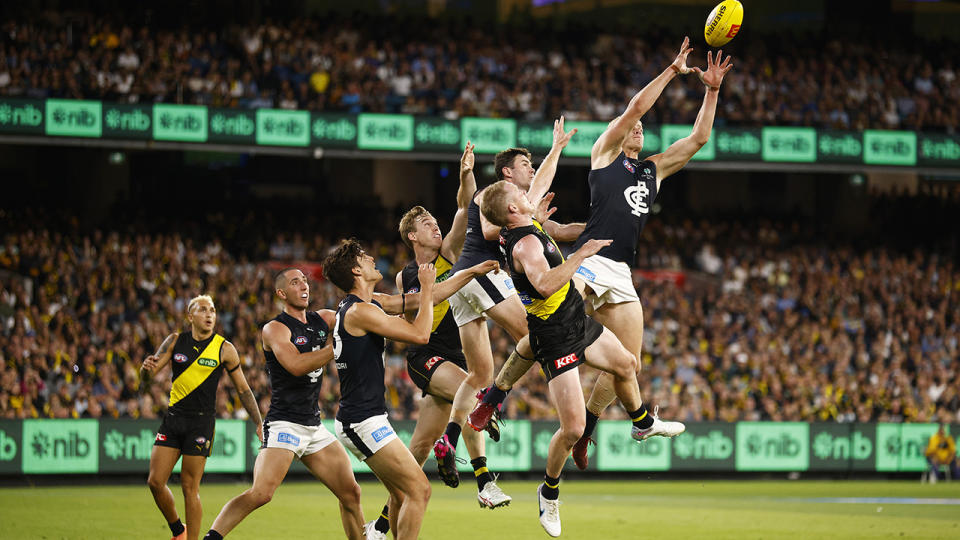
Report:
168,332,226,415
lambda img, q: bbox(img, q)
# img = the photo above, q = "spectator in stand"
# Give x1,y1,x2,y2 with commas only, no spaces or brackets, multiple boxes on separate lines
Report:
924,425,958,483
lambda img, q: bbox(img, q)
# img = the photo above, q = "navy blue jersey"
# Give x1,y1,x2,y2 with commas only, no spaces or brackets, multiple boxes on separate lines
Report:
572,153,658,266
333,295,388,423
451,193,504,272
263,311,329,425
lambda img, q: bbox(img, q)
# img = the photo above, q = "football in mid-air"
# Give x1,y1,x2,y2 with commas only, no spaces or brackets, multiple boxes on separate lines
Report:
704,0,744,47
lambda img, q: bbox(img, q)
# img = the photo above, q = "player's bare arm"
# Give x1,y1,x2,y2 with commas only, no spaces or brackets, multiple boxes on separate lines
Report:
138,332,177,389
349,264,435,344
222,340,264,441
649,49,733,186
592,37,694,167
542,220,585,243
378,259,499,314
262,320,334,376
512,236,611,298
441,142,477,260
526,116,578,205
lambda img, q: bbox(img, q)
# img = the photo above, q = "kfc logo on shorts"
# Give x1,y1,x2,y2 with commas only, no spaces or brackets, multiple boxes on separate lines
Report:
622,159,636,173
546,242,556,253
295,336,308,345
173,353,188,363
407,287,419,294
424,356,442,370
156,433,167,442
554,353,579,370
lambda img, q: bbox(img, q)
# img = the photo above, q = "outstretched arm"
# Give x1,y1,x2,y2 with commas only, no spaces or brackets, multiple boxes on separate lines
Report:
222,341,264,441
526,116,578,205
543,220,585,243
381,259,500,314
649,49,733,187
441,142,477,260
350,264,435,344
592,37,694,166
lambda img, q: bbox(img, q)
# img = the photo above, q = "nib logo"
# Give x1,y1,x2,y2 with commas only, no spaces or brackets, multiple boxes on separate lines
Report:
312,117,356,141
211,113,254,136
105,108,150,131
534,430,553,459
52,107,96,127
673,430,733,460
32,430,91,458
747,433,801,457
104,429,155,460
106,110,122,128
814,431,873,461
0,103,43,127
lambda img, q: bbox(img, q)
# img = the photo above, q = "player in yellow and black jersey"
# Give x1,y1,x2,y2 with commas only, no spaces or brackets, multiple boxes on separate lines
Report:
481,180,684,536
139,295,263,540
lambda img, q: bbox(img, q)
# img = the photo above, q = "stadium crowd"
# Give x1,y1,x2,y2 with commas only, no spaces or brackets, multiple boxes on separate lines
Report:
1,186,958,426
1,12,958,132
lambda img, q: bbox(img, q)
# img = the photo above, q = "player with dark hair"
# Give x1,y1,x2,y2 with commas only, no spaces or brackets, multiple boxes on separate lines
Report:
203,269,363,539
481,180,665,537
322,238,496,540
436,118,582,487
140,294,263,540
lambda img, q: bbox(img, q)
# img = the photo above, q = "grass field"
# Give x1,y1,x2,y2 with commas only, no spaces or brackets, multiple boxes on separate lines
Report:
1,479,958,539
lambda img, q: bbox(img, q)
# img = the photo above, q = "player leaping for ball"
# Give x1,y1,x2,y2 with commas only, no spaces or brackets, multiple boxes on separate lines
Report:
434,118,583,488
481,180,661,537
472,40,734,470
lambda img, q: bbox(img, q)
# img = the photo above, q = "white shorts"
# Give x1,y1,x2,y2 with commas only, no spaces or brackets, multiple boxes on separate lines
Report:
262,420,337,458
448,268,517,326
574,254,640,310
334,414,399,461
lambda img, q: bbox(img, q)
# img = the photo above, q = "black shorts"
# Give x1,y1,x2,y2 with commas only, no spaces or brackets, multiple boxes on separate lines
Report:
406,350,467,397
528,294,603,382
154,412,216,457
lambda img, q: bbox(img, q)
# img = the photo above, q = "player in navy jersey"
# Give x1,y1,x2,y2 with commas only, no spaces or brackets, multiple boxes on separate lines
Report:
323,239,446,540
481,180,673,537
140,295,263,540
472,41,732,470
204,269,364,540
438,118,583,485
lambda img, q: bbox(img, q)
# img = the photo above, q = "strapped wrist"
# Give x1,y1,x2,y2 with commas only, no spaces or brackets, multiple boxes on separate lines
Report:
669,64,681,74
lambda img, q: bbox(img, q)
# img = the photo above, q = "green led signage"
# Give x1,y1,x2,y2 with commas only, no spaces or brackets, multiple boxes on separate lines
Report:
22,419,98,474
919,134,960,166
311,113,358,148
103,104,152,140
153,104,208,142
358,113,415,151
45,99,102,138
715,128,761,161
818,131,863,163
462,117,517,154
762,127,816,162
414,118,460,151
596,421,671,471
0,99,44,134
209,108,256,144
735,422,809,471
256,109,309,146
864,130,916,166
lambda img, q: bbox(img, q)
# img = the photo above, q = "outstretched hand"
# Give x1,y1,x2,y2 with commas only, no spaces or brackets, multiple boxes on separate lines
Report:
418,263,437,287
460,141,475,174
672,36,694,75
693,50,734,89
552,116,577,150
534,192,557,223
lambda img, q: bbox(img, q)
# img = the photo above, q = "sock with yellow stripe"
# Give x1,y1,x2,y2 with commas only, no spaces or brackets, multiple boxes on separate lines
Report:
541,474,560,500
374,504,390,533
471,457,493,490
630,405,654,430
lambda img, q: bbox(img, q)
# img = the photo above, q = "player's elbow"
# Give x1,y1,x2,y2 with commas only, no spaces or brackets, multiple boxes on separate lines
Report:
692,133,710,147
412,332,431,345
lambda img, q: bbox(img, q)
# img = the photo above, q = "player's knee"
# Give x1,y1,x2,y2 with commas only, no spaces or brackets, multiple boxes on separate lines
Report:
468,365,493,388
247,488,274,508
414,478,432,504
612,350,636,381
180,481,200,497
340,482,362,508
147,472,166,493
561,422,585,446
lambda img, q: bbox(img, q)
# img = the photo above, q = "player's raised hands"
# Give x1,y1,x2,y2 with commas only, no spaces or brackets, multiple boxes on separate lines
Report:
142,354,159,372
418,263,437,286
552,116,578,150
460,141,475,174
576,238,613,259
534,192,558,223
672,36,695,75
693,49,734,89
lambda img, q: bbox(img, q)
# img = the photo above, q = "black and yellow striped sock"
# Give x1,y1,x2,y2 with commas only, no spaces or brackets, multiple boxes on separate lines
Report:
541,474,560,500
472,457,493,490
630,405,654,430
374,504,389,533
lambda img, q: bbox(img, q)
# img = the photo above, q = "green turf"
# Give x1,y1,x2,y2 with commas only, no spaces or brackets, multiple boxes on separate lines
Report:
1,479,958,539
